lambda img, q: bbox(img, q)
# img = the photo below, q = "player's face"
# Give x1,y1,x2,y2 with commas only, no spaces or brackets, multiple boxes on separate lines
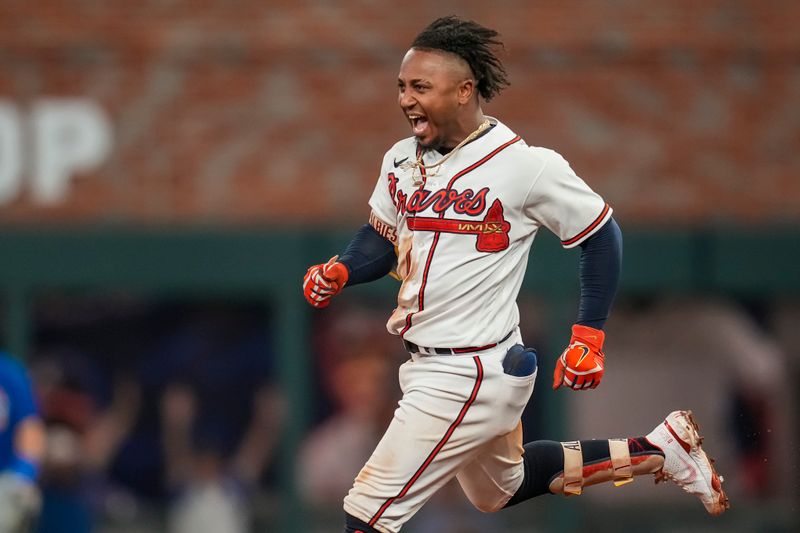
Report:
397,48,473,151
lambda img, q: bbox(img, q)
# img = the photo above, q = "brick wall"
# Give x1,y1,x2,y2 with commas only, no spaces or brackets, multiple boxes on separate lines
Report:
0,0,797,225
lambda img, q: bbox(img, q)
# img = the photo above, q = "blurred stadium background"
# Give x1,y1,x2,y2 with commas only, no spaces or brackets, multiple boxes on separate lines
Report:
0,1,798,532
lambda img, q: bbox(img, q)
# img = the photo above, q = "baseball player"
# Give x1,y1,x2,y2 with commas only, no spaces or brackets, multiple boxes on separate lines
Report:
303,17,729,533
0,352,45,533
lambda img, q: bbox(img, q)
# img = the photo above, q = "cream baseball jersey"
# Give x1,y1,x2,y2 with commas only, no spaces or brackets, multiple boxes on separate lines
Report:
368,118,611,349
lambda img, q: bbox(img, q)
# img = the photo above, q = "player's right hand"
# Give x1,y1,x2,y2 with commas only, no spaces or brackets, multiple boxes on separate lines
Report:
553,324,606,391
303,256,349,308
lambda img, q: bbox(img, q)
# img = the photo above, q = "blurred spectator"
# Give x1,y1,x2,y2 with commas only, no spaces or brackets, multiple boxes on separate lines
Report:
298,303,403,510
27,298,280,531
297,345,396,507
161,381,285,533
118,303,276,500
0,351,46,533
31,351,142,533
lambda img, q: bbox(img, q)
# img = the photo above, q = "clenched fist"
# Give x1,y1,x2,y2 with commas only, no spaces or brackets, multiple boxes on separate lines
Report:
303,256,349,308
553,324,606,391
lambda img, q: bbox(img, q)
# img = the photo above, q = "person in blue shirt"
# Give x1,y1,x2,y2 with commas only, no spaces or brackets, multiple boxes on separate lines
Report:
0,351,45,533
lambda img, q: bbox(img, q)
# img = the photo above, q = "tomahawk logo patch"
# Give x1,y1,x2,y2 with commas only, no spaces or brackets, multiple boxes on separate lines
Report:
407,199,511,252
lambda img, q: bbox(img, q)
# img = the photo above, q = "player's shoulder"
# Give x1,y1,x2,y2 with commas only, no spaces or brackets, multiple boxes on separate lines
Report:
490,121,568,169
516,143,571,169
0,353,27,383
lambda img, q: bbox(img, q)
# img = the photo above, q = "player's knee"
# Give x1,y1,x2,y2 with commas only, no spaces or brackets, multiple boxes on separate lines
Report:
470,498,506,514
462,490,507,514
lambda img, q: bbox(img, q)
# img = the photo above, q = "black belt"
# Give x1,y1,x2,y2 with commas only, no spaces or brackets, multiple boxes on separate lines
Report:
403,330,515,356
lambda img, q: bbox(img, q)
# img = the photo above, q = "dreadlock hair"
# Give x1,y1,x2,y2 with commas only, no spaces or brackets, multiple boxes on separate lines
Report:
411,16,510,102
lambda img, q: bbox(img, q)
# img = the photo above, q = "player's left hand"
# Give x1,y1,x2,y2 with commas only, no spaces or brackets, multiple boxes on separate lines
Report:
553,324,605,391
302,255,349,308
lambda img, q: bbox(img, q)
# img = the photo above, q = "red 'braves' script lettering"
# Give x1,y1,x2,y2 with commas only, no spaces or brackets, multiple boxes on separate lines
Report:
388,173,398,204
369,211,398,245
387,178,489,217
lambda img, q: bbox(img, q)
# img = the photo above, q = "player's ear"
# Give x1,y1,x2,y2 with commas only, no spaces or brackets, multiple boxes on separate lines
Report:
457,78,476,104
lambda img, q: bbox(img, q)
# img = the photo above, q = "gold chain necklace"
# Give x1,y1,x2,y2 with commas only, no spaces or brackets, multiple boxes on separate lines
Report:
402,119,491,185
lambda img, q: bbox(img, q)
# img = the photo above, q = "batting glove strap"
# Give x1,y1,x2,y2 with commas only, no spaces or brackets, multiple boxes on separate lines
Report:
570,324,605,351
302,256,349,308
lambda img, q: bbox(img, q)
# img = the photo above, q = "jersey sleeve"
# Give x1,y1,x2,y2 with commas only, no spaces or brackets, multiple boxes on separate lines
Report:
367,153,399,231
0,356,38,425
524,148,612,249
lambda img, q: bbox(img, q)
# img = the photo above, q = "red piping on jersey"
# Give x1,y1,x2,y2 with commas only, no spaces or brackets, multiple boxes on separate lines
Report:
561,203,610,247
400,135,521,337
369,356,484,527
416,231,440,313
444,136,521,189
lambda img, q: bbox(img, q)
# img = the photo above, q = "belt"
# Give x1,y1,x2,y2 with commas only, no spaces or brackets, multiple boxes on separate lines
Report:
403,330,515,356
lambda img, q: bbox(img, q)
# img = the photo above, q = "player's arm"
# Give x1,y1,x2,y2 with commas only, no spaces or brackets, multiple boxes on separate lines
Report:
303,149,400,309
339,220,397,286
576,216,622,330
6,360,45,482
552,217,622,390
302,214,396,309
521,147,623,391
0,360,45,532
11,417,46,480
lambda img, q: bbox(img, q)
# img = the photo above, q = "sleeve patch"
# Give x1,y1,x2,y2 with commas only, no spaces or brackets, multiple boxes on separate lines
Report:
369,210,397,245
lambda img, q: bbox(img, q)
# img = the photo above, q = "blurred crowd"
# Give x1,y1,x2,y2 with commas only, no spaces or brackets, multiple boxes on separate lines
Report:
10,297,285,533
0,293,797,532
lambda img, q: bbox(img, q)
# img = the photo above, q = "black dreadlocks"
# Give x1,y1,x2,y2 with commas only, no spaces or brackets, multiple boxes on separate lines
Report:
411,16,510,102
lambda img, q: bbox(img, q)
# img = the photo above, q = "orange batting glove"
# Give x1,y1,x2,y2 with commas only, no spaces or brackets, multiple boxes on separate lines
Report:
553,324,606,391
302,255,349,309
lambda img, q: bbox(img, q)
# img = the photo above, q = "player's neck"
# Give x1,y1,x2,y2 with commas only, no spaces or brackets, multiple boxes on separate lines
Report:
439,112,489,153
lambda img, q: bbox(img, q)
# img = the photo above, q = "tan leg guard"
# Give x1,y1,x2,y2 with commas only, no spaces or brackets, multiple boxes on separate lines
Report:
560,441,583,495
552,439,655,495
608,438,634,486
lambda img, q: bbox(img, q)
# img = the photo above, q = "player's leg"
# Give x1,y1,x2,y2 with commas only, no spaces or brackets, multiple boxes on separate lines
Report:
343,336,533,532
500,410,729,515
343,354,514,532
456,345,667,511
455,344,539,512
456,421,526,513
502,436,664,504
456,426,662,510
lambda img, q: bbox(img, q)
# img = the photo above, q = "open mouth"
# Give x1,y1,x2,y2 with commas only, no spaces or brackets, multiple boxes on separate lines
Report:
408,114,429,137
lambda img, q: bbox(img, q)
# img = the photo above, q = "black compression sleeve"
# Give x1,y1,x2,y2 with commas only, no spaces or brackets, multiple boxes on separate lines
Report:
576,217,622,330
338,224,397,287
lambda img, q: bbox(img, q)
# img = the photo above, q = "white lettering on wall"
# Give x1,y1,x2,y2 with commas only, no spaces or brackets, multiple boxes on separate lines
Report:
0,98,113,205
0,102,23,203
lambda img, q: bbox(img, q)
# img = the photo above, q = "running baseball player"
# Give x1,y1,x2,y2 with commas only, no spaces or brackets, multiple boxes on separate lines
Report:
0,352,44,533
302,16,729,533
